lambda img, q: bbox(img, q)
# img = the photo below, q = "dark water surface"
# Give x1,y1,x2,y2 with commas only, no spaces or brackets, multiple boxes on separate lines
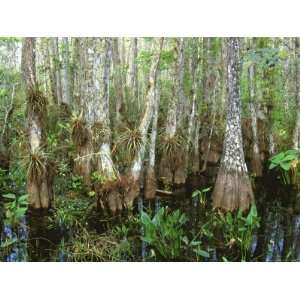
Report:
1,175,300,262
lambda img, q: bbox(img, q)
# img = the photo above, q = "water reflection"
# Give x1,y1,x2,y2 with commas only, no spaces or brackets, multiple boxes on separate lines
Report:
1,178,300,262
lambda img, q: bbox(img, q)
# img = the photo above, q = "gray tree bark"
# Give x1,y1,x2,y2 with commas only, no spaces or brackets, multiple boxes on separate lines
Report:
144,75,160,199
112,38,125,125
212,38,254,212
293,38,300,150
22,37,52,209
94,38,116,181
126,38,164,207
248,44,263,176
159,38,184,185
50,38,62,105
61,37,71,108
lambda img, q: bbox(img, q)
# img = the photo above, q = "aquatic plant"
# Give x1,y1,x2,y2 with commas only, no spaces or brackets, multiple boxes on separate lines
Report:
141,207,209,261
62,225,132,262
65,228,119,262
141,207,187,260
0,193,28,261
192,186,211,206
217,204,260,261
2,193,28,227
269,149,300,186
48,196,93,233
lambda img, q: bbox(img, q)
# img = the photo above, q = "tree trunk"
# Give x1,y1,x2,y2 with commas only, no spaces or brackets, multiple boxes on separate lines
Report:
293,38,300,150
22,38,52,209
112,38,125,125
44,38,57,104
50,38,62,105
159,38,184,185
129,38,138,104
185,38,198,174
212,38,254,212
94,38,116,181
144,75,160,199
0,85,15,171
200,37,219,173
72,38,95,184
61,37,71,110
248,53,263,176
176,38,186,127
191,119,200,174
71,37,81,108
125,38,164,207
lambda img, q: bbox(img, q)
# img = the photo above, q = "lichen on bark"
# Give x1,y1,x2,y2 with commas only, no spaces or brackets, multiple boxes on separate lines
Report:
212,38,254,212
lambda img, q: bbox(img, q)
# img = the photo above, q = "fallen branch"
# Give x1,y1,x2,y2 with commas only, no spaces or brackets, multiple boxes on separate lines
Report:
156,189,173,196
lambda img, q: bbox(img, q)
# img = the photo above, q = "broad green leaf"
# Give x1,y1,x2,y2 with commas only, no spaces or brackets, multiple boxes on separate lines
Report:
192,190,200,197
279,161,291,171
270,152,285,163
202,187,211,193
194,249,210,258
281,154,297,162
190,240,201,246
2,193,16,200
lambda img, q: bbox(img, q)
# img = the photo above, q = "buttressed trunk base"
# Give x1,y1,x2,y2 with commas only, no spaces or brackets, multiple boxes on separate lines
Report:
212,167,253,211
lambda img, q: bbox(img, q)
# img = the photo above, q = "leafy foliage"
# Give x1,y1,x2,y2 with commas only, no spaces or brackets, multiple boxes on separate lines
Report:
216,204,260,261
141,207,209,260
2,193,28,227
269,149,300,185
192,186,211,206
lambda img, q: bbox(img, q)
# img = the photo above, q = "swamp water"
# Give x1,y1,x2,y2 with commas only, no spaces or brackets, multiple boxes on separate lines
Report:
1,175,300,262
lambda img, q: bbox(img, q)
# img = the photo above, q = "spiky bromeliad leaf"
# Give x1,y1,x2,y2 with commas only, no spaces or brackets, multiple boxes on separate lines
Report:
71,112,89,147
159,133,186,161
116,126,144,159
27,148,47,182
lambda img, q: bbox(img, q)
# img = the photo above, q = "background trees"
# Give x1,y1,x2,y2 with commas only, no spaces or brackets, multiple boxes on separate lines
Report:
0,37,299,212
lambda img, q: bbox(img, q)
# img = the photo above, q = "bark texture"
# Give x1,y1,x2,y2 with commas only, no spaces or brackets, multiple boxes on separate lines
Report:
73,38,100,184
112,38,125,125
293,38,300,150
159,38,185,185
144,77,160,199
61,37,71,109
248,54,263,176
94,38,116,181
212,38,254,212
22,38,52,209
126,38,164,206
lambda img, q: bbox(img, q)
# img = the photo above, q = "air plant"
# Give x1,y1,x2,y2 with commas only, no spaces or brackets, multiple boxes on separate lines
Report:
158,130,185,159
26,147,47,182
116,126,143,162
71,112,89,147
91,122,111,145
27,86,47,116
